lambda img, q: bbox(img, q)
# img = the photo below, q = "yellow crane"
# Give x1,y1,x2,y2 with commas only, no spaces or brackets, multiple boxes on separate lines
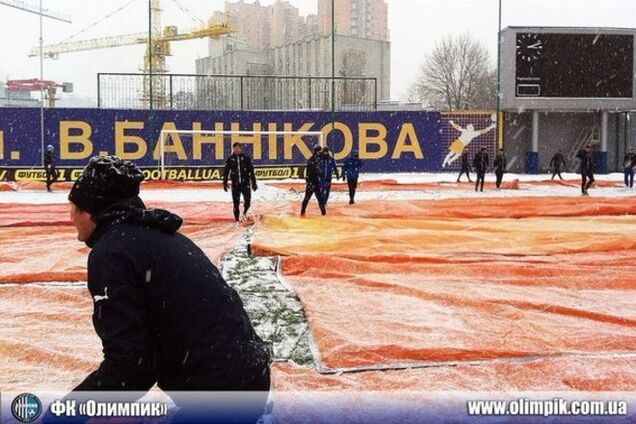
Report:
29,0,235,106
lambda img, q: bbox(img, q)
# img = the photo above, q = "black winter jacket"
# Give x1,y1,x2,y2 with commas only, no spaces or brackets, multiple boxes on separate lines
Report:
624,153,636,169
494,153,507,173
461,153,470,170
223,153,257,188
305,154,323,183
550,153,566,170
44,151,54,167
577,149,594,174
74,197,270,393
473,152,489,174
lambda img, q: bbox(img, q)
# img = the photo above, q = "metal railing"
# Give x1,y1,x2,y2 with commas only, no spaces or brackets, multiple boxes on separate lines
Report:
97,73,378,111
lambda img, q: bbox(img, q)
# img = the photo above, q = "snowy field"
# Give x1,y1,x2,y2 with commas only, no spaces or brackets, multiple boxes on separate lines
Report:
1,171,633,370
1,172,634,205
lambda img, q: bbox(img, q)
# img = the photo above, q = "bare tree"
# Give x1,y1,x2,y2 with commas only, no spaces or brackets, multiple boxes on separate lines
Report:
410,33,496,110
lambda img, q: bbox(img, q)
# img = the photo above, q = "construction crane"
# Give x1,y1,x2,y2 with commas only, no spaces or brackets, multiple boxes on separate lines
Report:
6,79,73,107
0,0,71,22
28,0,235,107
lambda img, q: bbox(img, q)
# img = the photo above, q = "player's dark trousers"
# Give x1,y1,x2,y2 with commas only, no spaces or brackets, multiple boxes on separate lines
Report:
581,171,595,194
232,184,251,221
45,164,57,191
624,169,634,188
457,169,472,182
475,172,485,192
347,178,358,203
301,180,325,215
552,168,564,180
495,170,504,189
320,178,333,204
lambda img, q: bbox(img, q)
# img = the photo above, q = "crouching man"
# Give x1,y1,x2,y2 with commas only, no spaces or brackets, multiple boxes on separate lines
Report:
60,156,271,423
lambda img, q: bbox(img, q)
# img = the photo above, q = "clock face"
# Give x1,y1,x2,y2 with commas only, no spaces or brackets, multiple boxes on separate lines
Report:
517,33,544,63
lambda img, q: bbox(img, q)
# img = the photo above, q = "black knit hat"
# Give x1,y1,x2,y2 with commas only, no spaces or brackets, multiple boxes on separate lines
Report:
69,155,144,216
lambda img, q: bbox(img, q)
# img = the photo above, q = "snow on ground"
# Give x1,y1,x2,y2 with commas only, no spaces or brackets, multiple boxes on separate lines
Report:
1,172,634,370
1,172,634,204
220,229,312,366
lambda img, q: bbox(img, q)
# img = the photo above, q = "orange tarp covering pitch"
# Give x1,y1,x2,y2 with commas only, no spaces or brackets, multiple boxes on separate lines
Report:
279,254,636,371
0,285,99,391
271,358,636,393
0,201,241,227
0,224,242,284
269,178,521,191
253,214,636,258
252,197,636,373
5,180,223,192
268,178,623,193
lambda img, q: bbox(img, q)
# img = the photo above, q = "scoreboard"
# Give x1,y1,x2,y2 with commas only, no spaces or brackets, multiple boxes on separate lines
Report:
514,32,633,98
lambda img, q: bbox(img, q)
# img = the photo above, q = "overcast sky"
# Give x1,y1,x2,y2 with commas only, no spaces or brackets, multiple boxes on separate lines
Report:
1,0,635,104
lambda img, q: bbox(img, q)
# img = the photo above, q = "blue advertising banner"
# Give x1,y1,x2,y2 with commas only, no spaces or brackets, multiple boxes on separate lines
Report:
0,108,496,181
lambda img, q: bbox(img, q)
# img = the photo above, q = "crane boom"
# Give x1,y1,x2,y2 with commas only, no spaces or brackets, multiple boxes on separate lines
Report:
29,33,148,58
0,0,71,22
29,24,235,58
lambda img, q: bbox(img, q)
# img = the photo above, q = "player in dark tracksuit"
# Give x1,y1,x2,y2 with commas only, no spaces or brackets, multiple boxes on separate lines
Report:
223,143,257,222
493,148,506,189
623,150,635,188
301,146,326,216
576,144,595,196
44,144,58,192
473,147,489,192
319,146,340,204
550,150,567,181
343,150,362,204
56,156,271,424
457,153,472,182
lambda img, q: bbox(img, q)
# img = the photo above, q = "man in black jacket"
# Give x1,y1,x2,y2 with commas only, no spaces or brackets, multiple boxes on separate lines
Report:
550,150,567,181
576,144,595,196
65,156,270,423
473,147,489,192
493,148,506,190
456,152,472,183
624,149,635,188
319,146,340,204
301,146,326,216
223,143,258,222
44,144,58,192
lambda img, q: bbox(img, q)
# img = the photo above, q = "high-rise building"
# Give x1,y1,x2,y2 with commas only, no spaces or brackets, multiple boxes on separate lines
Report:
317,0,388,41
197,0,391,108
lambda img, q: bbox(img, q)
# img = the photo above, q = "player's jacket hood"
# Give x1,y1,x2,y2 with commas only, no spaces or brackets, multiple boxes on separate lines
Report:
86,196,182,248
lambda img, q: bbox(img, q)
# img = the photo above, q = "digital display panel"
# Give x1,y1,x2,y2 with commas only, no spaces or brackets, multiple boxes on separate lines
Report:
515,33,633,98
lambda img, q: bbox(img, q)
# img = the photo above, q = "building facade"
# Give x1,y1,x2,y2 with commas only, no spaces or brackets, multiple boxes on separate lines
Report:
197,0,390,110
317,0,388,41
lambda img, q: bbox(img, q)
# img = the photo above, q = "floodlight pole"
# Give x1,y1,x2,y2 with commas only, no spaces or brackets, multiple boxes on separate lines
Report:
496,0,502,148
39,0,44,164
330,0,335,148
148,0,153,110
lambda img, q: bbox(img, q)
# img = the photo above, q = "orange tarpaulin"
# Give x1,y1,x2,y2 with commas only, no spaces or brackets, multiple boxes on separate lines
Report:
0,285,99,391
270,361,636,423
2,196,636,228
268,178,624,193
271,359,636,393
269,179,521,191
6,180,223,192
0,201,241,227
251,197,636,373
253,214,636,258
0,224,243,284
278,255,636,371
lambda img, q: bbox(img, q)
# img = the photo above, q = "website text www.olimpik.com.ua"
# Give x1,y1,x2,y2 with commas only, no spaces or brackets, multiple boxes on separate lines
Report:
467,397,628,417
